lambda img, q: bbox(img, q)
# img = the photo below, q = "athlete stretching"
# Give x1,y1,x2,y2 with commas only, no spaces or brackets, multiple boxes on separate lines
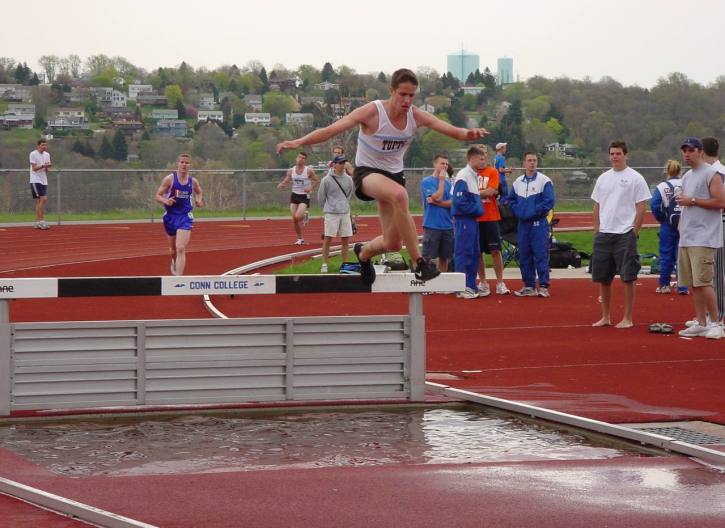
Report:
277,68,488,285
155,153,203,276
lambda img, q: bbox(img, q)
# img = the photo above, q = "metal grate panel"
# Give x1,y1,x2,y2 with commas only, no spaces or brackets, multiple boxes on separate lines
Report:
639,426,725,445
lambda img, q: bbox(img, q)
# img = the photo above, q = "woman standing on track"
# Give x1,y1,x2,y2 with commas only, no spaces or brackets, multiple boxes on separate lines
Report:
155,153,203,276
277,68,488,285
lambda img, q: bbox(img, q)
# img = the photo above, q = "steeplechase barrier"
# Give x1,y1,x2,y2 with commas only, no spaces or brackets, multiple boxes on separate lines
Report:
0,273,464,417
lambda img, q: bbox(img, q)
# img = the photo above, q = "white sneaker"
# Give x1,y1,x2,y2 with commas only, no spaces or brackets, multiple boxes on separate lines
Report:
655,285,671,294
37,221,50,230
495,282,510,295
170,259,177,276
678,323,710,337
320,264,328,273
514,286,538,297
537,287,550,298
477,282,491,297
705,322,725,340
457,287,479,299
294,238,305,245
685,315,711,328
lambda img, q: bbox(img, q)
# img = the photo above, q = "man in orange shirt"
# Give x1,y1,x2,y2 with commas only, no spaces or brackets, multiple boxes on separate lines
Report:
476,145,510,296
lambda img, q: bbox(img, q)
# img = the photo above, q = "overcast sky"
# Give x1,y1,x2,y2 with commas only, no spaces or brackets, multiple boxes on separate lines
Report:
3,0,724,87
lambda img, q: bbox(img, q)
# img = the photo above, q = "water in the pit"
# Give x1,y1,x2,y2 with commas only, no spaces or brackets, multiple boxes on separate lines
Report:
0,407,649,477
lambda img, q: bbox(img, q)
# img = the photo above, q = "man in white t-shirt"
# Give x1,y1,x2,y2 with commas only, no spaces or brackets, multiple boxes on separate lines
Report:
590,140,651,329
29,139,52,230
702,136,725,328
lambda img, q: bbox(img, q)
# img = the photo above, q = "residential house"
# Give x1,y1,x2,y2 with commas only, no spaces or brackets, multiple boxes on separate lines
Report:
152,108,179,120
0,84,32,102
128,84,153,100
300,95,324,106
244,112,271,126
67,87,88,104
98,106,137,119
314,81,339,91
47,108,88,129
243,94,262,111
111,119,144,134
545,142,578,159
198,110,224,122
461,86,484,95
156,119,188,138
419,103,435,113
285,113,314,127
90,87,127,107
198,93,215,110
136,94,168,106
0,112,33,129
7,103,35,116
269,78,298,91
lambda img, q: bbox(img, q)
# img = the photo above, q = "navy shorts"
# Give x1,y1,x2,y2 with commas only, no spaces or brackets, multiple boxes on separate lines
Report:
591,230,640,283
478,221,502,254
290,193,310,206
422,228,454,260
353,166,405,202
30,183,48,199
163,212,194,236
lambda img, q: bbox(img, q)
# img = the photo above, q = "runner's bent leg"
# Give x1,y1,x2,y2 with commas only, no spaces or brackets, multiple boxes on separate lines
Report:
174,229,192,276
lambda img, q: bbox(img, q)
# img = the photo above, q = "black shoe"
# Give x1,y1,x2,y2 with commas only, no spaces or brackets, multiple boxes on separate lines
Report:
414,257,440,281
354,243,376,286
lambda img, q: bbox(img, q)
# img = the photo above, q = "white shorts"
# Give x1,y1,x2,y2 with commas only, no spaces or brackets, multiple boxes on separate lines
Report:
324,213,353,238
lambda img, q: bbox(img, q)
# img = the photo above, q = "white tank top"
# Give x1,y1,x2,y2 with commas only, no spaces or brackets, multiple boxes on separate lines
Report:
290,165,310,195
355,100,417,173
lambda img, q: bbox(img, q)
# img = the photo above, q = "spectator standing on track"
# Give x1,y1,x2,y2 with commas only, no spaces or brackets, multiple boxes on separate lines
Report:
650,160,688,294
676,137,725,339
507,152,555,298
452,146,487,299
420,154,454,274
277,152,319,245
29,139,52,230
331,145,354,176
276,68,488,286
476,145,509,296
494,142,512,201
591,141,651,329
702,136,725,326
155,153,203,276
318,155,355,273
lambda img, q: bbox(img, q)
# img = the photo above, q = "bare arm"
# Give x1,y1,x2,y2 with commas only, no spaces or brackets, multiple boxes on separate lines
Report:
676,175,725,210
305,169,319,193
276,104,374,154
344,161,354,176
193,178,203,207
592,202,600,233
633,200,647,236
277,169,292,190
413,107,488,141
155,175,174,206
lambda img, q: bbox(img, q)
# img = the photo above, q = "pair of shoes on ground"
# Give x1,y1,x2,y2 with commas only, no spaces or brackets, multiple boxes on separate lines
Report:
320,263,328,273
648,322,673,334
514,286,550,298
477,282,510,296
34,221,50,230
655,285,672,294
679,321,724,339
353,243,441,286
457,287,479,299
294,238,305,245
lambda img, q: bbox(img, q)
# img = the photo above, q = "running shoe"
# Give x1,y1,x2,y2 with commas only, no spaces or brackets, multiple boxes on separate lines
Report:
477,282,491,297
456,287,479,299
537,287,550,298
678,323,709,337
294,238,305,245
705,322,725,340
685,315,711,328
655,285,671,294
513,286,538,297
495,282,510,295
36,221,50,230
320,263,328,273
413,257,440,281
170,258,177,276
302,211,309,226
354,243,375,286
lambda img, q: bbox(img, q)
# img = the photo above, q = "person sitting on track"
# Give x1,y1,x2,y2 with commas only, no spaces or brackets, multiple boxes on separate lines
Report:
276,68,488,285
155,153,203,276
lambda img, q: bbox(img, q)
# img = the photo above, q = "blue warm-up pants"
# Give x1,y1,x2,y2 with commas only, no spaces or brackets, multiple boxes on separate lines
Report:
518,219,550,288
659,222,686,292
454,216,480,290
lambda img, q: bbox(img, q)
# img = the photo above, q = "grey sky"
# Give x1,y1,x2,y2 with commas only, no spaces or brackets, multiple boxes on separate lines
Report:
2,0,723,87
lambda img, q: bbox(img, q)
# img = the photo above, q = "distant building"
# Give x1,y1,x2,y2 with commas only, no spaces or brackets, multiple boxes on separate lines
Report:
136,94,168,106
497,57,514,86
300,95,324,106
156,119,188,138
67,87,87,104
128,84,153,100
447,50,479,82
0,84,32,102
152,108,179,120
243,94,263,111
244,112,271,126
314,81,339,91
545,142,577,159
198,110,224,122
419,103,435,113
270,78,299,91
461,86,484,95
0,112,33,129
90,87,127,107
111,119,144,134
98,106,136,119
47,108,88,129
7,103,35,116
198,93,216,110
285,112,314,127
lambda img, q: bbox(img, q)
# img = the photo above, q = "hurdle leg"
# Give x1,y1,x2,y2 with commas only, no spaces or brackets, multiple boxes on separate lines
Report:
0,300,10,416
408,293,425,401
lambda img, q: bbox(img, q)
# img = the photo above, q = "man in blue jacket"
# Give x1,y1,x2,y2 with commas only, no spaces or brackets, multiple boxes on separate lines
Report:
507,152,555,297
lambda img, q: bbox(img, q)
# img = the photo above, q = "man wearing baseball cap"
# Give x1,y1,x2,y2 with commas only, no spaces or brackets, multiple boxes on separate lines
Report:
676,137,725,338
494,142,512,199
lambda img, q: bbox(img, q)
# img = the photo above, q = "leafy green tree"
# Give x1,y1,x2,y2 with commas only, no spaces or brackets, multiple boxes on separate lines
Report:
84,140,95,158
29,73,40,85
14,62,29,84
71,139,84,155
446,102,467,128
175,99,186,119
258,67,269,92
164,84,183,109
321,62,336,82
99,135,114,159
377,72,386,83
523,95,552,121
324,88,340,106
141,129,151,141
496,99,524,159
262,92,299,117
112,130,128,161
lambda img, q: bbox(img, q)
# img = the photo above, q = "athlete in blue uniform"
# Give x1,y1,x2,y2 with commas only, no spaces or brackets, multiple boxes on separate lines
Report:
155,153,203,276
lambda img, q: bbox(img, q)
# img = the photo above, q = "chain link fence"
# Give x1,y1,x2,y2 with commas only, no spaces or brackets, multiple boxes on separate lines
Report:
0,166,670,223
